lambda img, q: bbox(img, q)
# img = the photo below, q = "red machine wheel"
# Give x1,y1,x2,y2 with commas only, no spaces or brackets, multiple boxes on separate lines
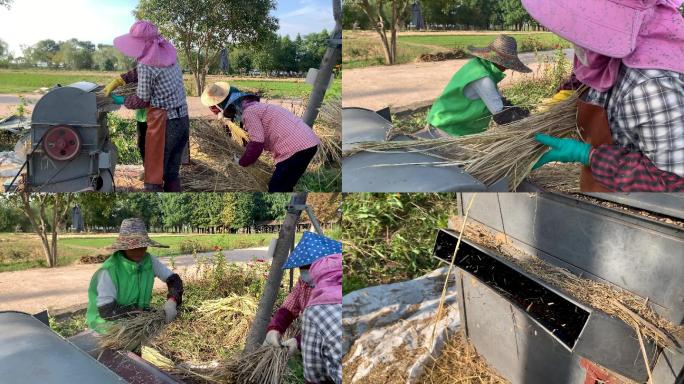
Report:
42,125,81,161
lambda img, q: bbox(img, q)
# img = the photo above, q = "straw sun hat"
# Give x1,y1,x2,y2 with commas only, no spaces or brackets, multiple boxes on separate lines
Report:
468,34,532,73
107,218,169,251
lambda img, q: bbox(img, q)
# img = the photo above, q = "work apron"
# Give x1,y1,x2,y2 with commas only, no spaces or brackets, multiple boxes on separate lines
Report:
576,98,614,192
145,108,167,185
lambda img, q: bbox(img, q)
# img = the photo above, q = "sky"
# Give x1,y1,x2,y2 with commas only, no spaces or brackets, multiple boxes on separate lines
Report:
0,0,334,56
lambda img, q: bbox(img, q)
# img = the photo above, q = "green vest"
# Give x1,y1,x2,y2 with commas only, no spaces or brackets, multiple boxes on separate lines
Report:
427,58,506,136
135,109,147,123
86,251,155,333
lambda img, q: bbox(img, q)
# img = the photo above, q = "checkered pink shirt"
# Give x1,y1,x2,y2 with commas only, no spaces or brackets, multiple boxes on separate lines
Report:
242,102,320,164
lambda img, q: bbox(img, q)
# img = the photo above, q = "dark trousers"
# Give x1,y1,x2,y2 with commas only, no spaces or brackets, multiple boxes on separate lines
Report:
269,145,318,192
137,116,189,183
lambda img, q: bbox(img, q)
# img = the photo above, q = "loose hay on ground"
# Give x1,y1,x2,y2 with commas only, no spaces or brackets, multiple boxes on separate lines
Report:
422,332,509,384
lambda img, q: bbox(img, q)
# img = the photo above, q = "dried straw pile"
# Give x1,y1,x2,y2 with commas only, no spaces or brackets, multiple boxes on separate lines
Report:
345,89,584,191
313,96,343,168
422,332,509,384
150,294,258,365
449,217,684,349
180,119,273,191
96,82,138,109
99,308,166,351
79,253,110,264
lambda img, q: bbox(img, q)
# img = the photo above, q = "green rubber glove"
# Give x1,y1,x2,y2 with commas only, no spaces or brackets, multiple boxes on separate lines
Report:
111,95,125,105
533,133,592,170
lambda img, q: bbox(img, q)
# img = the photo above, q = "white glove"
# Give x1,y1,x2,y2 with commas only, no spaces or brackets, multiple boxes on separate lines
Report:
282,338,299,354
163,298,177,323
263,330,281,347
232,154,241,165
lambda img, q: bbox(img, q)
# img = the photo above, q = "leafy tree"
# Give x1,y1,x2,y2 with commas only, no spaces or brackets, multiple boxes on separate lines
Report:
93,44,133,71
230,49,253,73
221,193,257,229
55,39,95,70
349,0,412,64
189,193,225,232
10,193,74,268
76,194,120,230
159,194,194,232
137,0,278,95
25,39,60,67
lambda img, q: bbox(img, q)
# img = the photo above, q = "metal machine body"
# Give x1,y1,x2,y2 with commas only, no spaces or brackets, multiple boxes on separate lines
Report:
26,82,118,192
434,193,684,383
342,107,487,192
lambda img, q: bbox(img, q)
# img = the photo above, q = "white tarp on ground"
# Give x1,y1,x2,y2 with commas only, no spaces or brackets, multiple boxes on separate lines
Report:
0,151,23,178
343,267,460,384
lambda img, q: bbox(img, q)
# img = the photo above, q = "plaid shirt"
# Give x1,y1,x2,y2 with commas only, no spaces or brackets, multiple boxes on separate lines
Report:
128,62,188,120
242,102,320,164
586,66,684,190
267,279,313,335
302,304,342,384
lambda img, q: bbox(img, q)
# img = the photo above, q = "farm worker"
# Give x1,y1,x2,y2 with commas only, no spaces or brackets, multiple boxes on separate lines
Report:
269,232,342,384
104,20,189,192
522,0,684,192
86,218,184,335
200,82,321,192
424,34,532,138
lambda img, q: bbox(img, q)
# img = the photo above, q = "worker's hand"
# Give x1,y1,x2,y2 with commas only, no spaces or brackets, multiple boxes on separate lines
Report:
111,95,125,105
103,77,125,97
282,338,298,355
209,105,222,117
163,298,178,323
263,330,281,347
232,154,241,166
533,134,592,170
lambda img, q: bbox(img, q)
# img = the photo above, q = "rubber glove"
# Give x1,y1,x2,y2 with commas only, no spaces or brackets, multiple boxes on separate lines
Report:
163,298,178,323
263,330,281,347
538,90,574,112
282,338,299,354
111,95,125,105
533,133,592,170
103,77,125,97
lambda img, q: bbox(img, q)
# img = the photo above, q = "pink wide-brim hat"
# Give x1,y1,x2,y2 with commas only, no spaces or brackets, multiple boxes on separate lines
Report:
521,0,652,58
522,0,684,73
114,20,177,68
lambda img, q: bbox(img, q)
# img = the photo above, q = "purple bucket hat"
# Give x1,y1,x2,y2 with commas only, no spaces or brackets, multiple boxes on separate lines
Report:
114,20,177,68
521,0,684,73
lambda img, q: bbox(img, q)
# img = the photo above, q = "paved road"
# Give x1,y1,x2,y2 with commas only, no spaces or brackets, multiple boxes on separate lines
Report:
342,49,574,111
0,246,270,314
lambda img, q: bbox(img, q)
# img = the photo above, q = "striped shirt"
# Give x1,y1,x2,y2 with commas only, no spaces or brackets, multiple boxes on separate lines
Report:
242,102,320,164
135,62,188,119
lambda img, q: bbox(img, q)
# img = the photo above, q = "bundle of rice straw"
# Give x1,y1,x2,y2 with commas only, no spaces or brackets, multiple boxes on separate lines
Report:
219,346,292,384
313,96,342,167
96,82,138,109
345,88,585,191
99,308,166,351
528,163,581,193
180,119,273,191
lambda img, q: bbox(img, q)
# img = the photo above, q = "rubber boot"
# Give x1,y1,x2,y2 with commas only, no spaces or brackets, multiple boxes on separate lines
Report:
144,183,164,192
163,178,182,192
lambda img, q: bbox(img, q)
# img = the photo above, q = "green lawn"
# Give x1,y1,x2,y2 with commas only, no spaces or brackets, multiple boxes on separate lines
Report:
343,31,571,69
0,69,341,100
0,233,282,272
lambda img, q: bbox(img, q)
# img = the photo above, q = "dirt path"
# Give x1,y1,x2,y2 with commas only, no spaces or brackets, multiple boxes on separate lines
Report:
342,49,573,111
0,246,270,314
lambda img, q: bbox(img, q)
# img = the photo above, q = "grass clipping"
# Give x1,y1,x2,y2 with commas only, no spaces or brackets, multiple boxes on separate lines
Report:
181,119,273,192
99,308,166,351
345,89,583,191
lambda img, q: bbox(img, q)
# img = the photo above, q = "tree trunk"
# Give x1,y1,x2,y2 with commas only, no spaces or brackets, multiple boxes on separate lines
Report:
302,0,342,127
244,192,308,352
